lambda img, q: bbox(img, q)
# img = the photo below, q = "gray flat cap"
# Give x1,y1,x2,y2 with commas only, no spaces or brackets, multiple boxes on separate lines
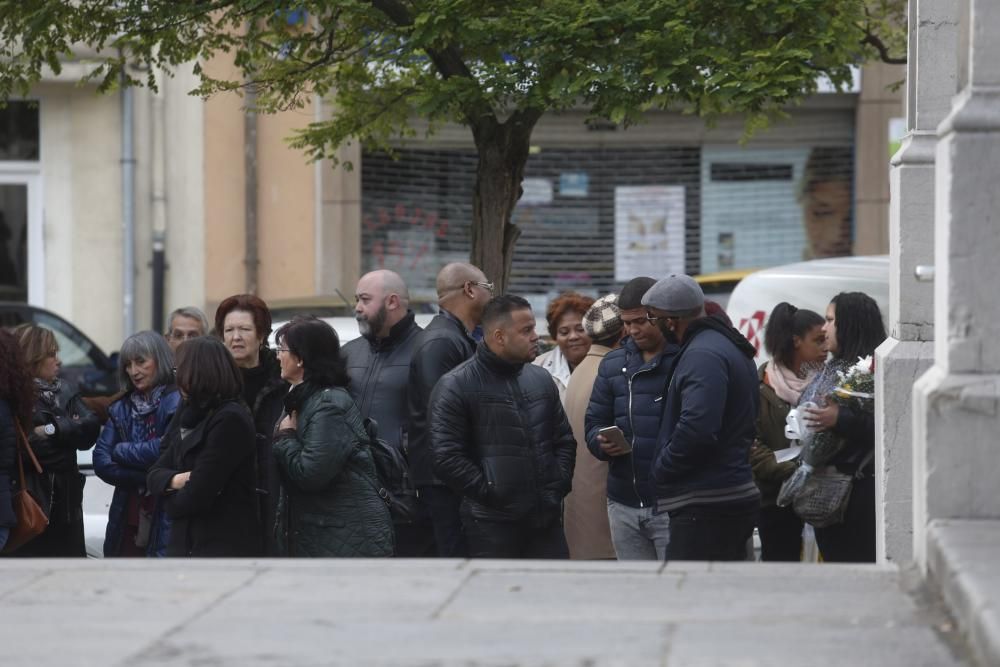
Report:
641,274,705,314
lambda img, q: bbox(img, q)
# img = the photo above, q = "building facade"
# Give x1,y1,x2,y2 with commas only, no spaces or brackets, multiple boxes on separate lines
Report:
0,58,900,352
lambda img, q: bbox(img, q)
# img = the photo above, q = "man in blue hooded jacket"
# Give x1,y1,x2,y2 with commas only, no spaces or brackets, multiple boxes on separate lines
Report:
644,274,760,561
585,276,678,560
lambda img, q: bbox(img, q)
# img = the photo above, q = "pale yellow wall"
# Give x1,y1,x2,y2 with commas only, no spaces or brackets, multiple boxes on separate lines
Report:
201,52,319,313
202,53,247,312
256,102,316,302
855,61,905,255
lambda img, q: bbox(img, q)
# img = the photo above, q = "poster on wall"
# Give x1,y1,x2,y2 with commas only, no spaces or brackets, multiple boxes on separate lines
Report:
614,185,686,282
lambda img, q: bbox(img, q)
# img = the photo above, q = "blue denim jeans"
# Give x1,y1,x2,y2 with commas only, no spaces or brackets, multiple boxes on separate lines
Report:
606,499,670,560
0,526,9,551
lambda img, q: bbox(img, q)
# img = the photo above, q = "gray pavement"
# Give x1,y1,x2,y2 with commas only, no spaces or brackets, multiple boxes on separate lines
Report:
0,559,973,666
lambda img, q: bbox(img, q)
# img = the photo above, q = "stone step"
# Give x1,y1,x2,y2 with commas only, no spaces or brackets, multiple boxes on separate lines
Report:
0,559,973,666
928,519,1000,667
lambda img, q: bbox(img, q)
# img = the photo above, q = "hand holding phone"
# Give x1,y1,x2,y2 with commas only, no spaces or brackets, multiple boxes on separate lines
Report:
597,426,632,456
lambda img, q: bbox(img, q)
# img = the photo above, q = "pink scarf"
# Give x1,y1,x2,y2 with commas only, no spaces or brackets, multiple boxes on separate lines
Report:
767,360,821,405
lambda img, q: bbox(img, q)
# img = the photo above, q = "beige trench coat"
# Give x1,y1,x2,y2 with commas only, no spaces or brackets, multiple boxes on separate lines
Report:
562,344,616,560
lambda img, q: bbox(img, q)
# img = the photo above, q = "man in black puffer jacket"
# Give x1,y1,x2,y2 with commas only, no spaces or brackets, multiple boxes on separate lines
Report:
342,269,429,556
644,275,760,562
430,295,576,558
407,262,492,557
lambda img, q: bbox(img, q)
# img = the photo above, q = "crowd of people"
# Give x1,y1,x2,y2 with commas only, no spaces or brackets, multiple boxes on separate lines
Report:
0,260,885,562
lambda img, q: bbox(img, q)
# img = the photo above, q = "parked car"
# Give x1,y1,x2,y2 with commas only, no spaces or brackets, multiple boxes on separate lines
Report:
725,255,890,364
0,303,118,558
268,314,438,348
0,302,118,396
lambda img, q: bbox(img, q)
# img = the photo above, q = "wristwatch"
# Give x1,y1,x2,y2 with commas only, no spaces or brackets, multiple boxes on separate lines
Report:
43,423,56,436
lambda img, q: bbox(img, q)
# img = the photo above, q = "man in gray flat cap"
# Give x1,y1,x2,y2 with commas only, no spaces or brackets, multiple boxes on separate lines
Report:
643,274,760,561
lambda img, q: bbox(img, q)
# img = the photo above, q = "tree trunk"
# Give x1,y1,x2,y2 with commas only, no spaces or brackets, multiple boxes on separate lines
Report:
469,109,541,293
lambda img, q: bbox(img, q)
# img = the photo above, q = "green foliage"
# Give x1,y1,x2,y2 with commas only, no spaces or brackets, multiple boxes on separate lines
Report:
0,0,899,157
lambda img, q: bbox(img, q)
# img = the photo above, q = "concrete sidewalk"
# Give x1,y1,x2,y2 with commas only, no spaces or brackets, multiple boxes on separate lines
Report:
0,559,971,666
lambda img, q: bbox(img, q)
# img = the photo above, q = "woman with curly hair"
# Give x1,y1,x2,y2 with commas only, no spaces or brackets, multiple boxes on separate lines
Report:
0,329,36,552
800,291,886,562
13,324,102,557
533,292,595,401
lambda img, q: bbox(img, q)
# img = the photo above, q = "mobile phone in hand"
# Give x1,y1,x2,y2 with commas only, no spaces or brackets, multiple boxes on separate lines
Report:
598,426,632,454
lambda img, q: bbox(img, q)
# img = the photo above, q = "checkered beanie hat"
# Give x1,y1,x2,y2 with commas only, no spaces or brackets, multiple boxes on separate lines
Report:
583,294,623,340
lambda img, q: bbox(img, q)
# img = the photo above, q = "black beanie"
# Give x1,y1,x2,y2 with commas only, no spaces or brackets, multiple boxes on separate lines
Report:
618,276,657,310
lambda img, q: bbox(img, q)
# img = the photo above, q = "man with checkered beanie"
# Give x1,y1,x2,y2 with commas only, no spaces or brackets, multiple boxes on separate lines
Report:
584,277,679,559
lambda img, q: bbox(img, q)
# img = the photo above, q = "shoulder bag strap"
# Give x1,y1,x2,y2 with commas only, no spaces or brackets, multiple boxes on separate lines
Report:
13,420,43,476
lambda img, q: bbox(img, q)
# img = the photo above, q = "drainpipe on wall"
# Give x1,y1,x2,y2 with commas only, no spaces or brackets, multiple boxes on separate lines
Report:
150,79,167,333
120,67,136,338
244,85,259,295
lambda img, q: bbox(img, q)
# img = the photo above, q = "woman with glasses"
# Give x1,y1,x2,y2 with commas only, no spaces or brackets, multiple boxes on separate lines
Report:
147,337,260,557
534,292,596,402
94,331,181,557
215,294,287,554
272,316,393,557
11,324,102,557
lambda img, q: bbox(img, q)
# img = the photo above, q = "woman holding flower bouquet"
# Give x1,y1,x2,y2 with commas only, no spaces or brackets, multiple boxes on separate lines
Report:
799,292,885,562
751,302,826,561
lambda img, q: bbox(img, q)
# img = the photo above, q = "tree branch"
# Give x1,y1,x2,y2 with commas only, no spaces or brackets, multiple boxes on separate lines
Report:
859,31,906,65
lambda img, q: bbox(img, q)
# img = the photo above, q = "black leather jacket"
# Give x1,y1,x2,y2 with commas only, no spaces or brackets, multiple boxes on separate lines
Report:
429,344,576,523
343,311,421,452
407,310,477,486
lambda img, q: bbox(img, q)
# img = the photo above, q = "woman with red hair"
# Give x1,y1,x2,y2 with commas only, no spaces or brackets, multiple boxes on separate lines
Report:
533,292,595,401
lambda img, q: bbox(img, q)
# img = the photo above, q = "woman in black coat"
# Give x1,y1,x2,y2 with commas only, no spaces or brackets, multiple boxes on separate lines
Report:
147,337,261,557
215,294,287,554
0,329,36,552
14,324,101,557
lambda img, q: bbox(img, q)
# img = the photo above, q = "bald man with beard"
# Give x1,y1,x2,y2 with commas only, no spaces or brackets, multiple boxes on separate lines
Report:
407,262,494,557
342,269,432,556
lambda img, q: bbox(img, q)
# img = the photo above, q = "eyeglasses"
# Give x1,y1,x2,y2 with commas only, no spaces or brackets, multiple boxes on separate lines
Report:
470,280,495,296
274,347,290,353
645,313,676,323
168,331,201,341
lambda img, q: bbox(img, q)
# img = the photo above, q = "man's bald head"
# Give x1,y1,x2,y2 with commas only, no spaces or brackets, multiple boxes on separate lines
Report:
359,269,410,303
435,262,492,328
354,269,410,339
436,263,486,299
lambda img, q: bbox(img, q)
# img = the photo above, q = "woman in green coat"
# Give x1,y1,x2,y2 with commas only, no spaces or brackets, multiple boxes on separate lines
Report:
272,316,393,557
750,302,826,561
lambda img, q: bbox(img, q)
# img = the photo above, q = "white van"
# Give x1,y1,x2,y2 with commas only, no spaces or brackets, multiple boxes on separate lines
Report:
725,255,889,364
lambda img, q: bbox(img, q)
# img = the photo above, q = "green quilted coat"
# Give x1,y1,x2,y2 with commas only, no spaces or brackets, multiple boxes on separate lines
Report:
272,385,394,557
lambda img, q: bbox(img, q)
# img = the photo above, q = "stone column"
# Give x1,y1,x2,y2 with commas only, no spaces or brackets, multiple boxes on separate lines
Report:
913,0,1000,571
875,0,959,563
